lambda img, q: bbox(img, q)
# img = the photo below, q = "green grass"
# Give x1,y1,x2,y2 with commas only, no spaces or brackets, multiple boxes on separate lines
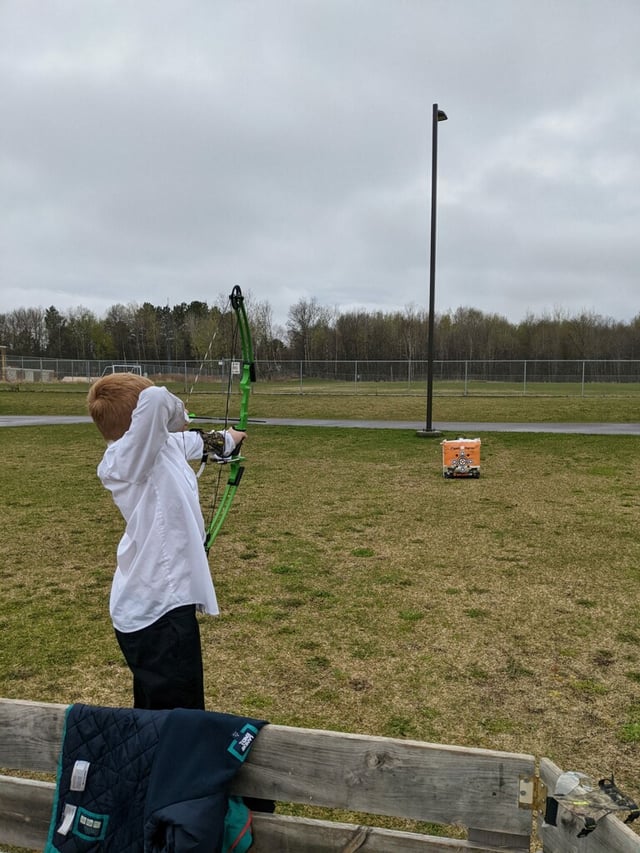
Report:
2,379,640,423
1,390,640,833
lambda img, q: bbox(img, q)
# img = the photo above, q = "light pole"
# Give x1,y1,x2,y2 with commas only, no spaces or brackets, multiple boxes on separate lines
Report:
418,103,447,437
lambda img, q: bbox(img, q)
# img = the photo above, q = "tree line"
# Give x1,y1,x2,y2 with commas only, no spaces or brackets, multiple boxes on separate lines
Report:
2,298,640,364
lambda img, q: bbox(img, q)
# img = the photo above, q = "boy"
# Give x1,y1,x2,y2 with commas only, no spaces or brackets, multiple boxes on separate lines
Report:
87,373,246,710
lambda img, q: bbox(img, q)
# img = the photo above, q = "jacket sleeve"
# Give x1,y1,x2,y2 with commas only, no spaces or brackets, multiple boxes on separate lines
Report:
105,387,188,483
179,429,205,462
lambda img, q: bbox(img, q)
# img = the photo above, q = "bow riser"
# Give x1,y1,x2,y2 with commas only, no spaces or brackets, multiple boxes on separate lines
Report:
204,286,255,553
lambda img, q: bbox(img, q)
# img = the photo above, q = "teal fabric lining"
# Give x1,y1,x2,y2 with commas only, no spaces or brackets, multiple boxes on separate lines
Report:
222,797,253,853
43,704,73,853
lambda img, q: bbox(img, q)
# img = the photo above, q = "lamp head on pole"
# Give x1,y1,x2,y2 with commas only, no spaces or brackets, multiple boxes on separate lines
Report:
437,109,448,122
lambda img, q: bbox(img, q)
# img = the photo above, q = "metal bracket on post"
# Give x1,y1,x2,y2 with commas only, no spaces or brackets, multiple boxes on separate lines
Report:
519,774,547,812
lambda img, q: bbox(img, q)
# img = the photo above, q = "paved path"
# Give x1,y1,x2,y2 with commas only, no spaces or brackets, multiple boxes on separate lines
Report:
1,415,640,434
0,415,95,427
257,418,640,435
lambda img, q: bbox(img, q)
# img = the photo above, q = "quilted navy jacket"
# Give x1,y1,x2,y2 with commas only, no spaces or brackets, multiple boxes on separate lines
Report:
45,704,267,853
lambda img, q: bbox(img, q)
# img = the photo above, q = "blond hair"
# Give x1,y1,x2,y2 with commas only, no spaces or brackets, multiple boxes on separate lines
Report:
87,373,154,441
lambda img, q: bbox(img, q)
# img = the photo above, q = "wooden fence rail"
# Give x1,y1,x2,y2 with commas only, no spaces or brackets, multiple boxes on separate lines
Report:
0,699,638,852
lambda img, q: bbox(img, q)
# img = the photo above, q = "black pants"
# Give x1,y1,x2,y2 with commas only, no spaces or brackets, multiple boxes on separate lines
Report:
115,605,205,710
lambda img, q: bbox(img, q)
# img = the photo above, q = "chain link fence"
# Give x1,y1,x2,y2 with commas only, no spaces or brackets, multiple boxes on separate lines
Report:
2,356,640,395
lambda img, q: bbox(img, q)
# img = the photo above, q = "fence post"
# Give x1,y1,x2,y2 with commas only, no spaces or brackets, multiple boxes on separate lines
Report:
523,360,527,396
464,360,468,396
581,360,586,397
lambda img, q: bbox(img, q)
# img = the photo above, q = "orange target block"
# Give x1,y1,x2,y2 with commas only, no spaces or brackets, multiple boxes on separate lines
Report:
441,437,481,479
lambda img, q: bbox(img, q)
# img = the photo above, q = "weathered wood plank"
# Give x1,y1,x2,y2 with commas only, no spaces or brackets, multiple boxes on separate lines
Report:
539,757,640,853
251,812,519,852
0,699,534,836
0,699,66,773
467,826,529,850
0,777,525,853
0,775,54,850
234,725,534,834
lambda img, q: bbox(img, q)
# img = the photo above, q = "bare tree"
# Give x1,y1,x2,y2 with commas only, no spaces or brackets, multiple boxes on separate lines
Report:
287,298,331,362
2,307,46,355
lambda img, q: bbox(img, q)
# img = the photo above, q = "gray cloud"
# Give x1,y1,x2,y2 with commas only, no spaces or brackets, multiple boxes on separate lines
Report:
2,0,639,329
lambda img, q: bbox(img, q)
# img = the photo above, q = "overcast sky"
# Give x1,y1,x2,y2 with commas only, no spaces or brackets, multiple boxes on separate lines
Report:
2,0,639,331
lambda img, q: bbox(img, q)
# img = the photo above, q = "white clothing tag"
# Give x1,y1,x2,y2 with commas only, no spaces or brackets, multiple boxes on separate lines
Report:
70,759,90,791
58,803,77,836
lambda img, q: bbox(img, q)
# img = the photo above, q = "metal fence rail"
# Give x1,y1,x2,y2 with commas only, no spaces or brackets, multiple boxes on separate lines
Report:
3,357,640,395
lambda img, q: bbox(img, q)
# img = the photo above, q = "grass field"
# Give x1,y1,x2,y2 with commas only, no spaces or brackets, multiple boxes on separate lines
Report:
2,380,640,423
1,385,639,840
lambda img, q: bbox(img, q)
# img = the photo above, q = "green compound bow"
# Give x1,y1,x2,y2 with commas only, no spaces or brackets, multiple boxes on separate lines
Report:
201,285,256,554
